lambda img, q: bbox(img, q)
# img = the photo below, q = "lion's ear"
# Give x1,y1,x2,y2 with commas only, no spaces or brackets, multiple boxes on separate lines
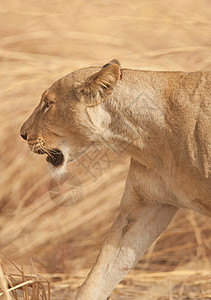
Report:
75,59,120,102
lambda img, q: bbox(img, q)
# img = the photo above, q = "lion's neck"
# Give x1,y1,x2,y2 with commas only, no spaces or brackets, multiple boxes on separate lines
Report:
101,71,171,169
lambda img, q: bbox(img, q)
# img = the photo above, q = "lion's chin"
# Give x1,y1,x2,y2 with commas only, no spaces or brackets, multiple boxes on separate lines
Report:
47,147,69,179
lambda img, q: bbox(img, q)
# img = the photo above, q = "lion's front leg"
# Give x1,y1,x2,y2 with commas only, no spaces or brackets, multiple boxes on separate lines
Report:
76,201,177,300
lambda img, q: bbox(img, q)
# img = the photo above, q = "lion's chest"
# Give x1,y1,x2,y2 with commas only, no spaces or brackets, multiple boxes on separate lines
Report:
131,163,211,217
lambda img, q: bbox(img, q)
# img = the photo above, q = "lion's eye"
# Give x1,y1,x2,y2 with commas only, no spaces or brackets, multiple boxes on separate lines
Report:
42,99,52,112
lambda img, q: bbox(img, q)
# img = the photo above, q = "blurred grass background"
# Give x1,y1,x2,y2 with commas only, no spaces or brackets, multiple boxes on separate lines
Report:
0,0,211,299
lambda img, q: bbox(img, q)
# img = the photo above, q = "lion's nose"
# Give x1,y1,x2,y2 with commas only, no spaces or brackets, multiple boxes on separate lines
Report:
20,122,28,140
21,133,28,140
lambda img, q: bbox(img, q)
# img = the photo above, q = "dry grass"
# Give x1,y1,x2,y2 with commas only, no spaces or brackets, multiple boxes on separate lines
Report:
0,0,211,299
0,253,50,300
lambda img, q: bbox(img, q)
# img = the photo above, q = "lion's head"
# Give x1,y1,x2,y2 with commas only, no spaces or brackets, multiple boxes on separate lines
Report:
20,60,120,177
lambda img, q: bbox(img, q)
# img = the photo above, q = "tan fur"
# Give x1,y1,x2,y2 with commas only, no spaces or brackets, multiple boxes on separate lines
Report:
20,60,211,299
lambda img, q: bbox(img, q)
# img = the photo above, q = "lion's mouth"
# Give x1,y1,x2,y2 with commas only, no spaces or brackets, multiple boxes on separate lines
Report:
34,148,64,167
46,149,64,167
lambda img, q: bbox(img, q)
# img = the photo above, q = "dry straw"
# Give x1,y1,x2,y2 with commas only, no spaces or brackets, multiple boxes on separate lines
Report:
0,253,50,299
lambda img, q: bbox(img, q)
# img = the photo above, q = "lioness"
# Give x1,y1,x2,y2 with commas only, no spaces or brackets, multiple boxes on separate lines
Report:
20,60,211,299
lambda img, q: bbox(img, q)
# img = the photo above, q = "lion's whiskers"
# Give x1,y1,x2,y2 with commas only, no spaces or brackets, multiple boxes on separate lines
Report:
40,145,56,160
28,139,61,162
42,142,61,154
